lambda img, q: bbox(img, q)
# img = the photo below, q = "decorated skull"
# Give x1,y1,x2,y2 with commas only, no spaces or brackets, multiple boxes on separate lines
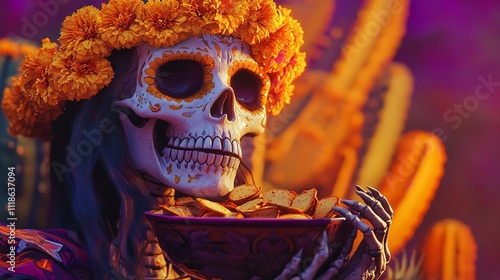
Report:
116,34,268,199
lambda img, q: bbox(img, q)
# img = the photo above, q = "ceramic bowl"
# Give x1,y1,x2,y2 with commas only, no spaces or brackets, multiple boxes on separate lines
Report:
144,212,350,280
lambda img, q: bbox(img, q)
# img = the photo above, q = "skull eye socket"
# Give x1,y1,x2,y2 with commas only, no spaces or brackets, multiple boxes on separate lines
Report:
231,69,262,111
155,60,204,99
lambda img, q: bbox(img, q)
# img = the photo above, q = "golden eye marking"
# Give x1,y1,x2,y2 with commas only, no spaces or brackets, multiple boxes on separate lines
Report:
182,111,196,118
174,175,181,184
166,164,173,174
149,102,161,112
169,104,183,110
213,42,221,58
144,51,215,103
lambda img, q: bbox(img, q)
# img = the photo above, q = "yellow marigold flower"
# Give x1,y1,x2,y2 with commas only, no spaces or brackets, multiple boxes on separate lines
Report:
49,53,114,101
202,0,249,35
99,0,145,49
236,0,278,45
139,0,191,48
19,38,62,106
59,6,111,59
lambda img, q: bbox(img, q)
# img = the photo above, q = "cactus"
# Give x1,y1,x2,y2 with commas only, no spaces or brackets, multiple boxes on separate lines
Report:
421,219,477,280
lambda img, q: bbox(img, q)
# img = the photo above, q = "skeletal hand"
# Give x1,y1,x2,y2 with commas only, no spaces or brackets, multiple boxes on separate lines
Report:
274,186,393,280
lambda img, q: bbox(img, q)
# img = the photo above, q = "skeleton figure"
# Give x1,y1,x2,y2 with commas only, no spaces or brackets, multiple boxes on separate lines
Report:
111,34,393,279
0,2,393,279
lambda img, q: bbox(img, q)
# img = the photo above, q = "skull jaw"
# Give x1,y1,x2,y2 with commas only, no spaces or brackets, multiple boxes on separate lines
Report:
157,157,238,200
118,112,242,201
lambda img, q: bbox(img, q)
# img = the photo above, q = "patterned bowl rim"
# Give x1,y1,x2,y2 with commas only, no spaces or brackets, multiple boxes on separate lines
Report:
144,211,345,228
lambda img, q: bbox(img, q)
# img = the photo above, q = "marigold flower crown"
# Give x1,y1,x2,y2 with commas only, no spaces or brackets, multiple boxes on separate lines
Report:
1,0,306,140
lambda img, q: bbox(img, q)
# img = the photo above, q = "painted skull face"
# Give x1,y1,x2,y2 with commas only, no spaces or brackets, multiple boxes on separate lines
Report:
116,34,268,199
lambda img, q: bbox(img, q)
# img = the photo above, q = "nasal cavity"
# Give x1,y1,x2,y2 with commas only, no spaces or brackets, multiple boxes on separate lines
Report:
210,89,235,121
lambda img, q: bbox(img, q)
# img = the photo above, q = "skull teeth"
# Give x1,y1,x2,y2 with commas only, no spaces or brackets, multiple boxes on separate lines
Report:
162,136,242,169
163,147,240,169
166,136,242,158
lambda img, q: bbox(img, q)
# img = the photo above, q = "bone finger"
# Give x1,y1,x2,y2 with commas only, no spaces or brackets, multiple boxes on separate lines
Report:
297,231,330,280
333,206,373,235
364,231,384,259
274,249,303,280
372,252,386,278
316,258,344,280
336,206,385,262
340,253,377,280
318,224,358,280
359,189,393,261
382,223,392,262
341,199,387,240
337,222,358,261
367,186,394,218
298,233,330,280
355,185,372,196
356,191,392,222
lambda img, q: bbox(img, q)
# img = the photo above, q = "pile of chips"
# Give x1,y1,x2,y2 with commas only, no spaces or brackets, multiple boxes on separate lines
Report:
156,184,340,219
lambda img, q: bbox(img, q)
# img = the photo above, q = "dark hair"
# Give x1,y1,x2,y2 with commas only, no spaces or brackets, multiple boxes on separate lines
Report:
49,48,151,278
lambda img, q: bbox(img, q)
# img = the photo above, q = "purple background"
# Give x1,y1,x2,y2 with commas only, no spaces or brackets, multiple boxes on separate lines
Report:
1,0,499,278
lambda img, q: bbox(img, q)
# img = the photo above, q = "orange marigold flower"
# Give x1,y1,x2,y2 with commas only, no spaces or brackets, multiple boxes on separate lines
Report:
178,0,207,35
236,0,278,45
59,6,111,59
49,53,114,101
266,53,306,115
252,6,304,72
267,71,292,116
139,0,191,48
19,38,62,106
1,77,24,123
2,79,61,139
202,0,249,35
99,0,145,49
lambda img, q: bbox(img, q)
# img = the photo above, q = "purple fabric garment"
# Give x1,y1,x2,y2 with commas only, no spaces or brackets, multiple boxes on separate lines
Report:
0,223,93,279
